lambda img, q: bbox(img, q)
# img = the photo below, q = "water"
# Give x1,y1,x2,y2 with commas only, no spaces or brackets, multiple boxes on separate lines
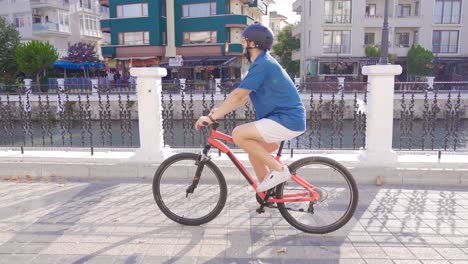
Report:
1,119,466,151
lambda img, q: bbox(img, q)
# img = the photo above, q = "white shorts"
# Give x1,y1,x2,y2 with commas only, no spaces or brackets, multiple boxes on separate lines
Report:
254,118,304,144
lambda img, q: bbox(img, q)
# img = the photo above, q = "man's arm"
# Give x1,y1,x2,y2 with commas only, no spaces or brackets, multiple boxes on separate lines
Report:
195,88,250,130
209,88,251,120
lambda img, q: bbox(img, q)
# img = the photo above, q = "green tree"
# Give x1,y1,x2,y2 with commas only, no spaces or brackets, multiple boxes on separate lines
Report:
272,24,300,78
14,40,59,83
365,45,380,57
0,17,20,84
406,45,434,79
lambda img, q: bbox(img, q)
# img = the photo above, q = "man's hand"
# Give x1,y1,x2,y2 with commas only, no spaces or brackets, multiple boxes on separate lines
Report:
195,116,213,130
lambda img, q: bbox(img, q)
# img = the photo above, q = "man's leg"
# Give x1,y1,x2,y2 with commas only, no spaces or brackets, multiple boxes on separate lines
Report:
248,142,279,182
232,123,284,181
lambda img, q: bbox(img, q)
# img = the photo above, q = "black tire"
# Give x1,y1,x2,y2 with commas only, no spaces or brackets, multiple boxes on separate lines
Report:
276,156,358,234
152,153,227,226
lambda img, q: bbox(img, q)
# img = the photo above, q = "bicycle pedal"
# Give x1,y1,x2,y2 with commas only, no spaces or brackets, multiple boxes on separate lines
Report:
256,207,265,214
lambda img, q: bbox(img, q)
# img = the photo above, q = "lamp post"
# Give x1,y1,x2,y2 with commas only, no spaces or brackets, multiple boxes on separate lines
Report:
379,0,390,65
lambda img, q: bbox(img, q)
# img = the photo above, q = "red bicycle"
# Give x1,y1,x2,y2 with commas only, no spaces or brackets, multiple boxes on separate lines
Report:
153,123,358,234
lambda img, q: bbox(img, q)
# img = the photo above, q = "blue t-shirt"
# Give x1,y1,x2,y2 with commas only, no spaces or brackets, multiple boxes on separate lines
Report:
239,51,306,132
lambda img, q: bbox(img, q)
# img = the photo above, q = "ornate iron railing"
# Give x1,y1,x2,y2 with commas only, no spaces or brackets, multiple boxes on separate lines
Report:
161,82,368,150
0,86,137,149
395,82,467,151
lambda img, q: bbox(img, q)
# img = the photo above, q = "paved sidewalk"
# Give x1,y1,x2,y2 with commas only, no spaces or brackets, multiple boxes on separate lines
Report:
0,180,467,264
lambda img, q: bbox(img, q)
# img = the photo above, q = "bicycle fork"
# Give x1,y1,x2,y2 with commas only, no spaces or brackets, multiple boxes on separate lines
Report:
186,145,211,197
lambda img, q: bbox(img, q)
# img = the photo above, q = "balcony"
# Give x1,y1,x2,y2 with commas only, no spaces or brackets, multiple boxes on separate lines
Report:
32,22,70,35
322,45,351,55
80,29,101,39
323,15,352,25
248,0,268,15
240,0,254,3
223,14,254,27
362,14,384,27
293,0,302,13
101,46,116,58
30,0,69,10
225,43,243,55
292,50,301,61
292,24,301,37
392,15,423,27
100,19,111,33
99,0,109,7
72,1,100,14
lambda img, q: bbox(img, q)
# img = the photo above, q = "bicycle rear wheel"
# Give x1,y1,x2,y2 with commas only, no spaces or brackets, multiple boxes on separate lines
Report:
276,156,358,234
153,153,227,226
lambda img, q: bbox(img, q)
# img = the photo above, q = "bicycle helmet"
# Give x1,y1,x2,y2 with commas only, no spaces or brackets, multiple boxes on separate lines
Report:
242,22,274,50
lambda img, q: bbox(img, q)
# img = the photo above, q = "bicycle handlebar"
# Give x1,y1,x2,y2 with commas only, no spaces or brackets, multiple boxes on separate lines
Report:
202,121,219,129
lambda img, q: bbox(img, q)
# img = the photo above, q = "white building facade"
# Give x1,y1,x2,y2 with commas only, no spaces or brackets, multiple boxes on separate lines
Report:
292,0,468,81
1,0,107,58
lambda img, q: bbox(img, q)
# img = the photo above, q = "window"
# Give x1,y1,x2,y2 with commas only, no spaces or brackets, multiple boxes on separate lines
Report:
324,0,352,23
118,31,150,45
15,14,31,28
397,4,411,17
308,30,311,47
182,2,216,18
432,30,459,53
395,32,410,47
323,30,351,53
433,0,461,24
162,32,166,45
183,31,217,44
415,1,420,16
116,3,148,18
414,31,419,45
364,33,375,45
365,4,376,16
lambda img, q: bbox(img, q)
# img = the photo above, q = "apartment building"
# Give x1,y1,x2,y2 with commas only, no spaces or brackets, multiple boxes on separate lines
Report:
269,11,288,41
292,0,468,81
0,0,106,58
99,0,272,80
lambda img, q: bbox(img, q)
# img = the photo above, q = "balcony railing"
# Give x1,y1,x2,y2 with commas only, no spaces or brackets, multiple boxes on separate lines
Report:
32,22,70,34
30,0,69,9
323,45,351,54
323,15,351,24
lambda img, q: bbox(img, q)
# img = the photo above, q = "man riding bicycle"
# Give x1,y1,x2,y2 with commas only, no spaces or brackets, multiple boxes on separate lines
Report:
195,22,306,194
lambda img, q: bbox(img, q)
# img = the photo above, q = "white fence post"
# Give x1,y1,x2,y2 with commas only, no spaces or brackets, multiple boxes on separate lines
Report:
56,78,65,113
360,64,402,165
130,67,167,162
426,76,435,91
294,77,301,90
91,79,99,96
23,79,33,112
215,78,221,94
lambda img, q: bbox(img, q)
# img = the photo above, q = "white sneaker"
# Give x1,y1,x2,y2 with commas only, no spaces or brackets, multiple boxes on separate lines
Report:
257,167,292,192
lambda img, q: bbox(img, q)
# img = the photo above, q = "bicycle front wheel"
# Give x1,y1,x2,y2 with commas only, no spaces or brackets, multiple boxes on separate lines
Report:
276,156,358,234
153,153,227,226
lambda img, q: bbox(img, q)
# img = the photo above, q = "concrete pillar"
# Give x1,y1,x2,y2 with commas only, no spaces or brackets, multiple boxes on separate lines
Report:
359,64,402,165
91,79,99,96
130,67,167,162
215,78,221,94
165,0,176,57
57,78,65,113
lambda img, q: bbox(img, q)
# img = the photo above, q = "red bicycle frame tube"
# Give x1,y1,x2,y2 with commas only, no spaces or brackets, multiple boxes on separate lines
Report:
206,128,321,203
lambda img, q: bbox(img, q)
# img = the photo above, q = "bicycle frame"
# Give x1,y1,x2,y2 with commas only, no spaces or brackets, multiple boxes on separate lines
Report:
205,125,322,204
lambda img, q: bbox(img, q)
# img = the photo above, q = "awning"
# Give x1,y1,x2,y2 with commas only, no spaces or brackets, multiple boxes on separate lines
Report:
53,60,105,70
160,56,239,68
